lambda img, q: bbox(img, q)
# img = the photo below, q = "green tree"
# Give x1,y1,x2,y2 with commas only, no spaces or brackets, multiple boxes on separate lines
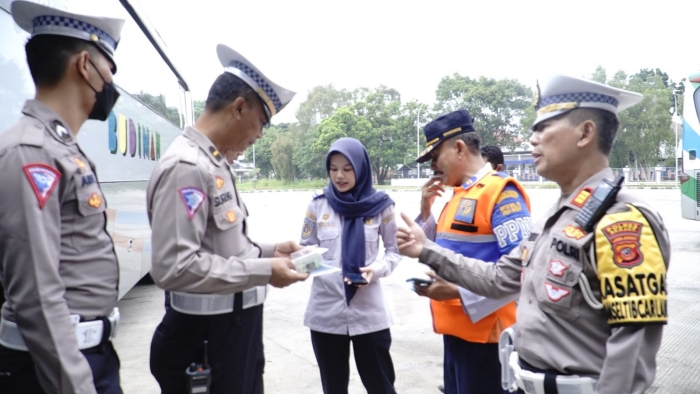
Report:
434,74,532,151
590,65,607,84
518,105,536,145
193,99,205,121
292,85,354,178
310,86,415,184
401,100,433,165
244,126,282,177
353,86,408,184
270,132,296,180
608,72,674,177
293,126,327,179
631,68,685,116
311,109,354,156
296,85,353,130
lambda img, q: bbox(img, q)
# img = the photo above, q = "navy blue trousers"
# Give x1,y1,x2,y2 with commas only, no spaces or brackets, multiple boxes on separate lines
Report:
443,335,507,394
0,341,122,394
310,329,396,394
150,304,264,394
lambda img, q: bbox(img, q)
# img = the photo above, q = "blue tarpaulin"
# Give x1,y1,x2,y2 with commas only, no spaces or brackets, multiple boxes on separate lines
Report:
505,159,534,165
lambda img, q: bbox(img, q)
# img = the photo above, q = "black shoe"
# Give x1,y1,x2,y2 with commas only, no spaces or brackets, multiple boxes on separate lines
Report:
438,385,445,393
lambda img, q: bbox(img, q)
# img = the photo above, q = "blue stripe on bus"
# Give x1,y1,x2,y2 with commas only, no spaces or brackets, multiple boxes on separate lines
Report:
683,119,700,152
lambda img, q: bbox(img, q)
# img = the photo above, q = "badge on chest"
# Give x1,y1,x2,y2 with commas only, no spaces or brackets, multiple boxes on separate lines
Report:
454,198,477,224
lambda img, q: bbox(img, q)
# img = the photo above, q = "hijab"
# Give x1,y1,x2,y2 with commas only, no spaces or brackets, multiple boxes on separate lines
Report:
323,138,394,304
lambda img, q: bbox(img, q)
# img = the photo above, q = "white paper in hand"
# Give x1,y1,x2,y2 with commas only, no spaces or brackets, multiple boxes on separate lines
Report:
291,246,340,277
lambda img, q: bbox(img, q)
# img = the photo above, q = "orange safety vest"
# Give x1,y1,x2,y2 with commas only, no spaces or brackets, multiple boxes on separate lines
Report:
430,172,530,343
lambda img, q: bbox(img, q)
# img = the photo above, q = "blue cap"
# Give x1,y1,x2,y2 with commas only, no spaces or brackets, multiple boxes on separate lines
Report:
416,109,475,163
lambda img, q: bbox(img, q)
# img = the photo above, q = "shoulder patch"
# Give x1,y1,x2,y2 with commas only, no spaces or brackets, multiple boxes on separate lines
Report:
302,217,315,239
595,204,667,326
23,163,61,209
382,211,395,224
497,189,520,204
178,187,206,220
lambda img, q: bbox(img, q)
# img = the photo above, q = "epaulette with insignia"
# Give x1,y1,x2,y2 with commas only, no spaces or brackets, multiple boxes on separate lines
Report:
209,146,223,162
18,118,46,148
312,189,326,200
178,139,199,165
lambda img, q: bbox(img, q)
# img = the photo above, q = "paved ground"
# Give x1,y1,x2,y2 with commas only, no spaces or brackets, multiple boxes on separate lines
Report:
114,189,700,394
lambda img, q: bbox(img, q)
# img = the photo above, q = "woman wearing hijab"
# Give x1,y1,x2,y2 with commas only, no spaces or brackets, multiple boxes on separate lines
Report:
299,137,401,394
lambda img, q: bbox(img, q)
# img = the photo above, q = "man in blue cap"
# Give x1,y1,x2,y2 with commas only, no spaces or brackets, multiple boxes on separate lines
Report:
147,44,309,394
398,75,670,394
411,109,531,394
0,1,125,393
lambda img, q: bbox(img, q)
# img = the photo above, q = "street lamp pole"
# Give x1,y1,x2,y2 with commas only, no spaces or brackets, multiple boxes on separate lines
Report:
417,104,426,179
674,94,679,188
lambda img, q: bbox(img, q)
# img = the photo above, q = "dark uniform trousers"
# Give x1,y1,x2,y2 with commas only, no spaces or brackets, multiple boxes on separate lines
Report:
0,341,122,394
310,328,396,394
150,294,264,394
443,335,506,394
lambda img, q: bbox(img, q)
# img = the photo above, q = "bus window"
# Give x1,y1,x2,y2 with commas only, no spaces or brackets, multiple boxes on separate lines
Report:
0,1,184,130
0,5,36,132
69,0,183,127
690,150,696,160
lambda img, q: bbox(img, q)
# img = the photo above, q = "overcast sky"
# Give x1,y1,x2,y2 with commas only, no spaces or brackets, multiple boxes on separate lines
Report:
75,0,700,124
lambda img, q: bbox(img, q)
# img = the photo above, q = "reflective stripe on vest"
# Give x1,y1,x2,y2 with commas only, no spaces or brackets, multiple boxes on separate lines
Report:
431,172,529,343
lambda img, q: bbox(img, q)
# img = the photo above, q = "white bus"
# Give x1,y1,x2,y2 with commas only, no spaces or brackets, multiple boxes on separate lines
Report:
680,72,700,220
0,0,193,298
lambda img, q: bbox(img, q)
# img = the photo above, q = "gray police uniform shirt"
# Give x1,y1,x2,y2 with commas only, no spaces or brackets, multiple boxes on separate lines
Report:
0,100,119,394
147,126,273,294
417,168,669,394
300,195,401,336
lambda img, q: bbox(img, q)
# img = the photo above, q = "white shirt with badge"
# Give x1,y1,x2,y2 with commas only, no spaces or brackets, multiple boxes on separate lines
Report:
300,196,401,336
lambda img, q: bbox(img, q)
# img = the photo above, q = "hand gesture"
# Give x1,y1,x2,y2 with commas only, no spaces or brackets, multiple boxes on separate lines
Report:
397,212,427,258
269,258,309,288
344,266,375,288
414,271,459,301
420,176,444,221
274,241,302,258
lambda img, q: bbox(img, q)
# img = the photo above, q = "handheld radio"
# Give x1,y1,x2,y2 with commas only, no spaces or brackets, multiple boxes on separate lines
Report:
185,340,211,394
574,174,625,233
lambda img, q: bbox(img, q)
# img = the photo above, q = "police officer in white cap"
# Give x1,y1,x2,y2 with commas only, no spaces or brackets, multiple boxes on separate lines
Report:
147,44,309,394
397,74,670,394
0,1,125,393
